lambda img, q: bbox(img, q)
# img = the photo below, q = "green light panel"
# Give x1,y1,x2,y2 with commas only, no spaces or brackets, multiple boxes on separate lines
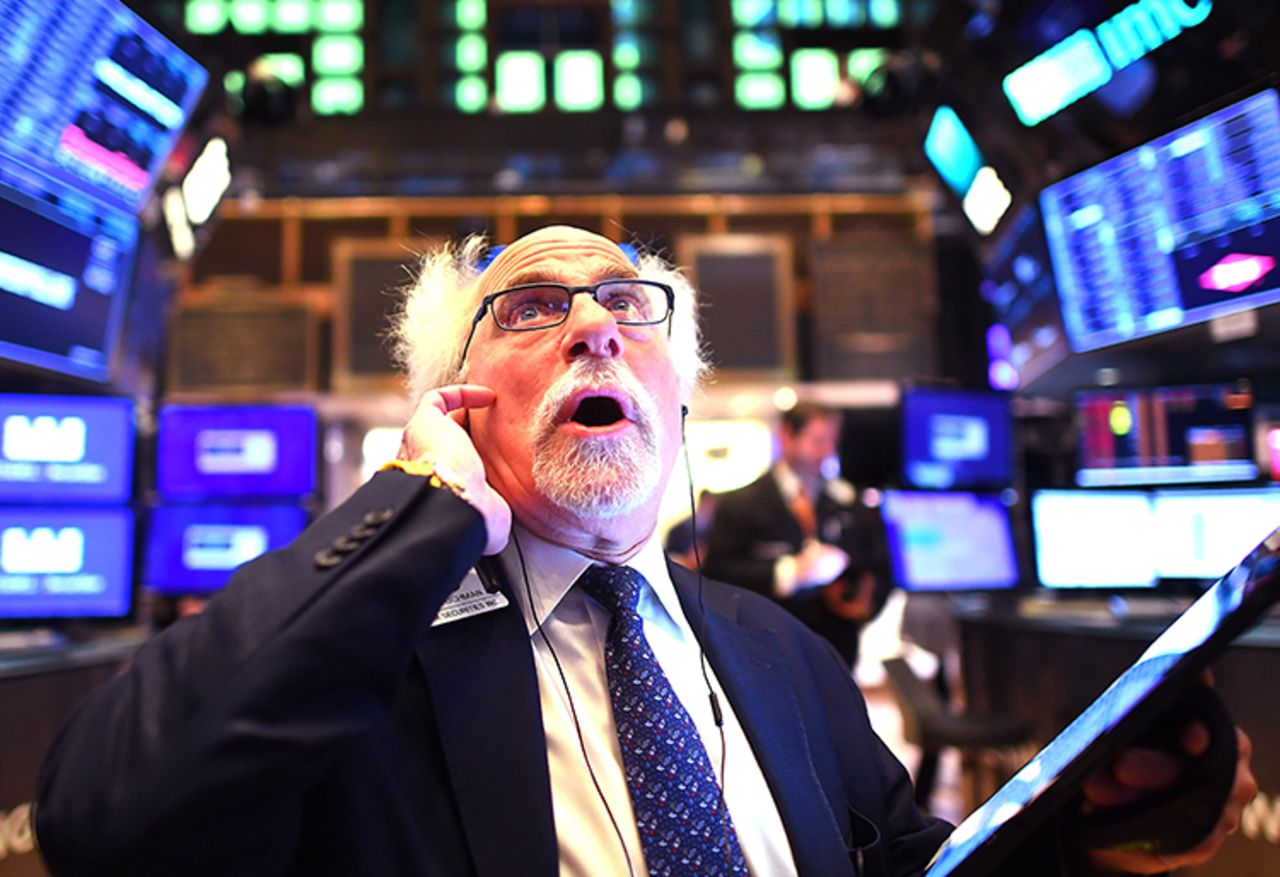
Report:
614,32,640,70
456,34,487,72
495,52,546,113
779,0,822,27
229,0,269,33
846,47,888,84
272,0,312,32
186,0,228,33
314,34,363,75
790,48,837,109
316,0,363,32
824,0,863,26
732,0,776,29
223,70,246,96
614,73,655,111
312,76,364,114
456,0,487,31
455,76,488,113
735,72,785,110
733,31,782,70
261,53,307,87
554,51,604,112
611,0,655,27
869,0,899,28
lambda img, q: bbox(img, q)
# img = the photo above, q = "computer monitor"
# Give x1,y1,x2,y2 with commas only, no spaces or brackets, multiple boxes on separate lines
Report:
881,490,1019,592
0,394,134,504
1031,490,1157,589
900,388,1013,490
0,0,208,210
1150,488,1280,581
143,504,310,595
1075,383,1258,487
156,405,319,500
1041,88,1280,352
0,176,138,382
0,506,134,619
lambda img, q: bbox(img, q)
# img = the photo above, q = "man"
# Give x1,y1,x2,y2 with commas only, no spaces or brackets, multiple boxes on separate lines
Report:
35,227,1254,876
704,402,891,668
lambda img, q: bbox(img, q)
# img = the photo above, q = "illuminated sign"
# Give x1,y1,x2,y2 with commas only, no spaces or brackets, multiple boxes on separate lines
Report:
1004,0,1213,127
0,507,134,619
3,415,87,463
145,504,309,594
923,106,1012,236
182,524,269,571
1,527,85,575
1199,254,1276,294
0,395,134,504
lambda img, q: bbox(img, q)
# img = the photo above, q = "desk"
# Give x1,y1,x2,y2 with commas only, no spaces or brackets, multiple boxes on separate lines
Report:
958,606,1280,877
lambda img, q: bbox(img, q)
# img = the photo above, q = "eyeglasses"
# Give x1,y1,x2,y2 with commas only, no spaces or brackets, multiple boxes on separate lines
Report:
460,279,675,365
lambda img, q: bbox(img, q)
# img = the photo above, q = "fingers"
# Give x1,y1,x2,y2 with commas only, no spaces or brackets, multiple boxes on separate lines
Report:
426,384,496,415
1179,720,1211,757
1082,748,1182,809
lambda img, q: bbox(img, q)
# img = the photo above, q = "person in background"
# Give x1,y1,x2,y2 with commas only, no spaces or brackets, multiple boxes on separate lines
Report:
34,227,1255,877
664,488,719,570
703,401,893,668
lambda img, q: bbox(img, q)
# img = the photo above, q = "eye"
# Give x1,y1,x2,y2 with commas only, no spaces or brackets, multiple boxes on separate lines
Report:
497,287,569,327
597,283,650,321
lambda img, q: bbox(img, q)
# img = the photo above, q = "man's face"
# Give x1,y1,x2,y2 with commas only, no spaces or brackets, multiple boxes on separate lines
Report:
780,414,841,480
460,226,683,550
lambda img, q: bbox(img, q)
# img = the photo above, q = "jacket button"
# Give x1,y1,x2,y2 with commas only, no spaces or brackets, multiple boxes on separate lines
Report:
350,523,379,539
363,507,394,526
314,548,344,569
333,536,361,552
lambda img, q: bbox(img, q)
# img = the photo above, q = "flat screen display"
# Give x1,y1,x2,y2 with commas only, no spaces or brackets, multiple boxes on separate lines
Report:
881,490,1019,592
0,506,133,619
980,203,1070,388
1041,89,1280,352
0,394,133,503
901,388,1013,490
924,105,984,199
1151,488,1280,581
0,0,208,210
1031,490,1157,589
156,405,319,500
144,504,309,595
0,175,137,382
1076,383,1257,487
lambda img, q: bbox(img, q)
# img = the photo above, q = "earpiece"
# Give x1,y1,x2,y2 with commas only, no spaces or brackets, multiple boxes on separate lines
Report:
681,404,689,420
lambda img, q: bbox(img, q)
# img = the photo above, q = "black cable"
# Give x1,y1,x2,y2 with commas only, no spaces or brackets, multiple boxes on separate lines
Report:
511,529,637,877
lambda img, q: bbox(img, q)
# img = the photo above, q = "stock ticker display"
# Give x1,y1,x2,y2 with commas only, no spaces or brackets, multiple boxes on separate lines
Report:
0,0,207,209
1041,89,1280,352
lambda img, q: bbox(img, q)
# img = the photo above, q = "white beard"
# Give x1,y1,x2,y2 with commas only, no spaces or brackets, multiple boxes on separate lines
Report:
529,360,663,518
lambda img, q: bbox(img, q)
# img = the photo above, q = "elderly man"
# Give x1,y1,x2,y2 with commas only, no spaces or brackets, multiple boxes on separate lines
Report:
36,227,1253,877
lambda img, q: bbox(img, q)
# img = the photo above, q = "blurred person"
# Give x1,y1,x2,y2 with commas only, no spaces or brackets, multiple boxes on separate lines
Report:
664,488,719,569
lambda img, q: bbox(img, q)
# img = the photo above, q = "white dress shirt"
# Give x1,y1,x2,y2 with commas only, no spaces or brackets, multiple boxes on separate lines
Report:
500,525,799,877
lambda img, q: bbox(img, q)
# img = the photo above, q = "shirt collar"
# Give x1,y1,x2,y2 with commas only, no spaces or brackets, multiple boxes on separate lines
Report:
499,524,682,636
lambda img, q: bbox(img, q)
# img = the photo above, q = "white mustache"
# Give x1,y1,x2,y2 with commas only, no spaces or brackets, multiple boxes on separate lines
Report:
534,359,657,442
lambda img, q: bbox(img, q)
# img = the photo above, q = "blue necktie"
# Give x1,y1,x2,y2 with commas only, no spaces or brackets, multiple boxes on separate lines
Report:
578,564,749,876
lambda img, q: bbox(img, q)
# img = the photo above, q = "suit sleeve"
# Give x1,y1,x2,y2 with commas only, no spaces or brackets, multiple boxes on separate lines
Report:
34,469,487,877
702,488,782,598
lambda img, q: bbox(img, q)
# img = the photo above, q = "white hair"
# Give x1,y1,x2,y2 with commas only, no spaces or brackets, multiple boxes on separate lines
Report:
389,233,710,402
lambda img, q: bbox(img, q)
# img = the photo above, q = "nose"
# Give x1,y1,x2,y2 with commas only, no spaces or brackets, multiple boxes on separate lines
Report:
559,292,623,361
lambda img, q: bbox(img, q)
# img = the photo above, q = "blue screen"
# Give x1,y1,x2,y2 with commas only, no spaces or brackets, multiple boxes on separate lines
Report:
1041,89,1280,352
0,506,133,618
157,406,319,500
881,490,1019,592
0,394,134,504
144,504,310,595
901,388,1012,490
924,105,985,199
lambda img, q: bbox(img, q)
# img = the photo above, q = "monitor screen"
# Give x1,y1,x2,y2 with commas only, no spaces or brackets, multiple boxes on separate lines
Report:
143,504,309,595
925,105,984,199
0,506,133,619
1031,490,1157,589
156,405,319,500
901,388,1013,490
0,176,138,382
1041,89,1280,352
1075,383,1257,487
881,490,1019,592
0,394,133,503
1150,488,1280,581
0,0,208,210
981,203,1070,388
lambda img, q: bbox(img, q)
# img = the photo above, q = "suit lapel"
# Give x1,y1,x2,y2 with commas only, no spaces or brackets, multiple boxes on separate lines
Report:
415,567,557,877
671,563,854,876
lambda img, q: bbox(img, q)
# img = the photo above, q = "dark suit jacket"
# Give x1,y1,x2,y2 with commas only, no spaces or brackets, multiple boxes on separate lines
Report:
35,469,953,876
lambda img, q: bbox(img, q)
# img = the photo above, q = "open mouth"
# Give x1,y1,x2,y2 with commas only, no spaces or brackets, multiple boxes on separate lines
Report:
570,395,627,427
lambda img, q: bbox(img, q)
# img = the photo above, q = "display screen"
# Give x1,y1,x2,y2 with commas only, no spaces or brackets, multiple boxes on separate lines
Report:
0,394,133,503
156,405,319,500
1031,490,1158,589
882,490,1019,591
1041,89,1280,352
1076,383,1257,487
0,175,137,382
925,105,984,199
0,506,133,619
981,203,1069,388
1151,488,1280,581
901,388,1013,490
144,504,309,594
0,0,208,209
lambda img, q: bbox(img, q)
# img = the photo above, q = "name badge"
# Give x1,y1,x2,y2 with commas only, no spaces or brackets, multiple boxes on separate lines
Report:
431,569,510,626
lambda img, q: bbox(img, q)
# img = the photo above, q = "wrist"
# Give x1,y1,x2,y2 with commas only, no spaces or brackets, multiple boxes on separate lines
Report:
380,459,468,499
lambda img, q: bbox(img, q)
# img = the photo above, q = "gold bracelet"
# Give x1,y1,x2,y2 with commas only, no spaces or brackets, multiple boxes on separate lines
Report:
380,459,466,498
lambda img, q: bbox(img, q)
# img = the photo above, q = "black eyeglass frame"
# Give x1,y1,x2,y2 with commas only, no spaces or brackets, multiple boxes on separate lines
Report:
459,279,675,366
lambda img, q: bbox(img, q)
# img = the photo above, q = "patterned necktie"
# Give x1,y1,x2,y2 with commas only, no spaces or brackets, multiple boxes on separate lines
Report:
578,565,749,876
